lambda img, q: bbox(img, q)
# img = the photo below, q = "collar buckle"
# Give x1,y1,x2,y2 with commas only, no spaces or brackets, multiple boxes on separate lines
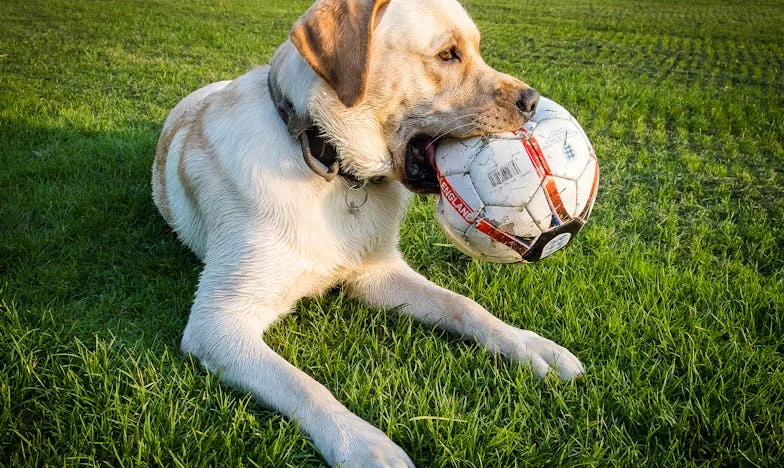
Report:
268,68,340,182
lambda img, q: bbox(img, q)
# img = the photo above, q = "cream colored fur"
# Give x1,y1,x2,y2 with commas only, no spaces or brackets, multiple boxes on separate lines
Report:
152,0,583,466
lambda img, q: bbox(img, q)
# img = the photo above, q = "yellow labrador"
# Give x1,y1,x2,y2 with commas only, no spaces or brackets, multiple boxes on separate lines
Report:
152,0,583,465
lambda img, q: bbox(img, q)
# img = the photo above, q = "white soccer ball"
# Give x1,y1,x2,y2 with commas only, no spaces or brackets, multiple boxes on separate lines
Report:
435,96,599,263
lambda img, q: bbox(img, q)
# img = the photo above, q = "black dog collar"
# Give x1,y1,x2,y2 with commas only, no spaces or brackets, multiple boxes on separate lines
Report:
267,67,347,183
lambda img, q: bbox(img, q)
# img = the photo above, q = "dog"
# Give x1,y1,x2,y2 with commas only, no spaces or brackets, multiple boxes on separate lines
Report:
152,0,584,465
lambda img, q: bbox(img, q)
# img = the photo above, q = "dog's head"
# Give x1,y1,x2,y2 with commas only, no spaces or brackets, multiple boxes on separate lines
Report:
283,0,539,193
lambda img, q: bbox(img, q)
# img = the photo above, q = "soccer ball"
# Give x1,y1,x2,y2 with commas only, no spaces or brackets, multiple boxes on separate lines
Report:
434,96,599,263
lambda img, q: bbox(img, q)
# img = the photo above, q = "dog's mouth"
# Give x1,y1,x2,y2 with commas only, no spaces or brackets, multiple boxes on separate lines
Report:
401,135,440,194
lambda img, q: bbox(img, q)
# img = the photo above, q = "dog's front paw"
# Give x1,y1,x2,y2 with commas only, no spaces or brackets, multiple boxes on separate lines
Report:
338,442,414,468
326,417,414,468
509,329,584,380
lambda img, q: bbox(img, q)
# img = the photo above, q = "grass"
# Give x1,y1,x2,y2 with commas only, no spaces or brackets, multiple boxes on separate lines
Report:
1,0,783,465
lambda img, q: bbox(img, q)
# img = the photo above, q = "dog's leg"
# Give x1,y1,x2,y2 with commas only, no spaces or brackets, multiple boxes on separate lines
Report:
348,254,584,379
181,268,414,468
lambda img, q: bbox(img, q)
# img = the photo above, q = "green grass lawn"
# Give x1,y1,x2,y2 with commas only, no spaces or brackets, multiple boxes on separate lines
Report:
2,0,783,465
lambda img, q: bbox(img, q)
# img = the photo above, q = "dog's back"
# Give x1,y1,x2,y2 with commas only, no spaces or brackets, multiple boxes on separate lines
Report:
152,80,231,258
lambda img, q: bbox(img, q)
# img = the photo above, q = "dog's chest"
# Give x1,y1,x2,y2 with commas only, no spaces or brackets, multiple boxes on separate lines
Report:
317,181,410,259
248,182,410,300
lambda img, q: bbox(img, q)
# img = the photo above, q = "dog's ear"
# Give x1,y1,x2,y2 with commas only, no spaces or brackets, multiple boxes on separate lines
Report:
290,0,389,108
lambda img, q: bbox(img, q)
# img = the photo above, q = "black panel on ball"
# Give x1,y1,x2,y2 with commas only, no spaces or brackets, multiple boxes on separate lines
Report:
522,219,585,262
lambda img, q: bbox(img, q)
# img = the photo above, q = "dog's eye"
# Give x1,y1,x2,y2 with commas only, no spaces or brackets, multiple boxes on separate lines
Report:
438,47,459,62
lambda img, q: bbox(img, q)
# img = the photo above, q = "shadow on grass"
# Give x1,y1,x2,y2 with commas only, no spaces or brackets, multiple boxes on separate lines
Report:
0,119,201,350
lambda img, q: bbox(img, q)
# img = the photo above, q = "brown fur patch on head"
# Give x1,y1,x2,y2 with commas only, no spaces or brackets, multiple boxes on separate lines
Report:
290,0,390,108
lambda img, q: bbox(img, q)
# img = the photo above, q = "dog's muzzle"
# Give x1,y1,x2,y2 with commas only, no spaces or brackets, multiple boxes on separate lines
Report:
516,87,540,122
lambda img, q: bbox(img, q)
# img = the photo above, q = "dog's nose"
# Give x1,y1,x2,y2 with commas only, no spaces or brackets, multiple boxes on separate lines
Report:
516,88,540,119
